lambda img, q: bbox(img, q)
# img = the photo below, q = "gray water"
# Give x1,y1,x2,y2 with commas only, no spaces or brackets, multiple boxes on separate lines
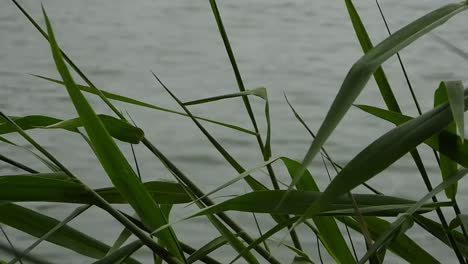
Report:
1,0,468,263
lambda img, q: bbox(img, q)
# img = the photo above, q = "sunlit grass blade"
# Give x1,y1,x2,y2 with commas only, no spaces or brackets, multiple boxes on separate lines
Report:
284,1,468,205
42,9,184,260
0,174,191,204
0,203,141,264
282,157,356,263
359,168,468,263
34,75,255,136
339,216,439,263
0,114,144,144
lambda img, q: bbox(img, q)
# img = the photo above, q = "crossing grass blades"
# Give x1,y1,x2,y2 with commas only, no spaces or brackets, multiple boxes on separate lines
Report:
1,0,468,263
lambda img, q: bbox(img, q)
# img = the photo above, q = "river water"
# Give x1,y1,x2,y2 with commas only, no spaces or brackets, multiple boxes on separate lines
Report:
1,0,468,263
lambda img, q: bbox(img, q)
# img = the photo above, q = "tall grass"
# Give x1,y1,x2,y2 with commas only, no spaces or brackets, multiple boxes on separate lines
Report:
1,0,468,263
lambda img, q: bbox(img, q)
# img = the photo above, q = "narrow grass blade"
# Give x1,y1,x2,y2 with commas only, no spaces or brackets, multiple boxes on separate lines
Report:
34,75,255,136
285,1,468,204
0,243,54,264
228,217,299,264
183,87,266,105
414,215,468,257
42,8,184,260
186,236,228,264
8,205,91,264
0,203,141,264
106,228,133,256
359,168,468,263
93,241,144,264
282,158,356,263
0,114,144,144
0,174,191,204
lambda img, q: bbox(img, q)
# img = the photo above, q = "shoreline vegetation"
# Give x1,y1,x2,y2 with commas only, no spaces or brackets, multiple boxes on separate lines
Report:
1,0,468,263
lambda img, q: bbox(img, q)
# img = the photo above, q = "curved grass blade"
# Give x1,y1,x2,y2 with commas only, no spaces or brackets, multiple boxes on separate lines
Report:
359,168,468,263
34,75,255,136
183,87,272,160
284,1,468,205
356,103,468,170
0,114,144,144
300,88,468,224
42,9,184,260
0,203,141,264
0,174,191,204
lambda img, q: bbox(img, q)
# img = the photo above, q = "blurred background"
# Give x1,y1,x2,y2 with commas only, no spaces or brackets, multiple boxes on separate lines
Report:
1,0,468,262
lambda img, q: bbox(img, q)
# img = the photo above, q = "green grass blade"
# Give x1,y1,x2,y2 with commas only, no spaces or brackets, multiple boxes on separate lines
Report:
285,1,468,203
183,87,266,106
42,9,184,260
0,114,144,144
0,203,141,264
186,236,228,264
282,158,356,263
339,216,439,263
359,168,468,263
357,103,468,171
93,241,145,264
227,217,299,264
300,88,468,223
0,243,54,264
414,215,468,257
344,0,401,112
34,75,255,136
445,81,465,143
435,83,459,199
190,190,430,217
9,205,91,264
0,174,191,204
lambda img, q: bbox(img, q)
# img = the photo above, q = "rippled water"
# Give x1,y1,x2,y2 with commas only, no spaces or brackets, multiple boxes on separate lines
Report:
1,0,468,263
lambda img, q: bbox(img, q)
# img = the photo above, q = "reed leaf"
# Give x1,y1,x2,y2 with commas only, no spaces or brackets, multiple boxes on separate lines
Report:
42,8,184,260
0,174,190,204
0,203,141,264
285,1,468,205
